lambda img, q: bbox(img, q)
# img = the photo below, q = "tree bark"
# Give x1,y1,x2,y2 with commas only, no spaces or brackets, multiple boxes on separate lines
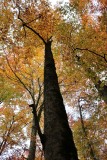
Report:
44,40,78,160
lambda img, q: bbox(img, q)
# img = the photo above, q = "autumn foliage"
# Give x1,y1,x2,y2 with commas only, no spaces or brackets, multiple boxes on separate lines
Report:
0,0,107,159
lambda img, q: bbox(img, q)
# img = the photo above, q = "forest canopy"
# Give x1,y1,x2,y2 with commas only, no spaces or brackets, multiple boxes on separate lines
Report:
0,0,107,159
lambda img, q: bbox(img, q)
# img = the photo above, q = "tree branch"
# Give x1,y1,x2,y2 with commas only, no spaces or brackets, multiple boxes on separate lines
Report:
74,47,107,63
0,116,15,155
4,50,33,99
35,78,43,108
17,7,46,44
29,103,45,148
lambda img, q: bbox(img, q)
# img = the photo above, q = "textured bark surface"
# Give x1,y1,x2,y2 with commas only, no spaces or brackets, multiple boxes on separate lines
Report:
44,41,78,160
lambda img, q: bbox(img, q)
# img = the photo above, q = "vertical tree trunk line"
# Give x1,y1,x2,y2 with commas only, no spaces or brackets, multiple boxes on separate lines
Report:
78,103,98,160
28,115,37,160
28,102,44,160
44,40,78,160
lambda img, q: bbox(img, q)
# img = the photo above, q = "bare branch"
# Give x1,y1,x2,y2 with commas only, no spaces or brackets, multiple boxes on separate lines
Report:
25,15,42,25
37,102,44,120
35,78,43,108
74,47,107,63
23,23,46,44
17,7,46,44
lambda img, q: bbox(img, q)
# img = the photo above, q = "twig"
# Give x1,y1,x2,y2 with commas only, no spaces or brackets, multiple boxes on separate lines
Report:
74,47,107,63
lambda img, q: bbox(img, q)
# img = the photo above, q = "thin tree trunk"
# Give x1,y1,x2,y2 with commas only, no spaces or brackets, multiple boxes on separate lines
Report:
78,103,98,160
28,103,44,160
44,40,78,160
27,115,37,160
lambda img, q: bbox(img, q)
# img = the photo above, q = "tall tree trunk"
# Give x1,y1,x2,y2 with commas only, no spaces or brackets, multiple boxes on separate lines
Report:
17,12,78,160
44,40,78,160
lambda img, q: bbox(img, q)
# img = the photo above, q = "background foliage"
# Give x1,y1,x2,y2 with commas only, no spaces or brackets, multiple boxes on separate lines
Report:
0,0,107,159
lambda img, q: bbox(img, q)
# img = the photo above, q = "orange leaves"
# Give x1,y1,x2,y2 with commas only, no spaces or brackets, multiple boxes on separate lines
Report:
100,0,107,7
81,14,93,26
0,1,107,158
0,43,44,109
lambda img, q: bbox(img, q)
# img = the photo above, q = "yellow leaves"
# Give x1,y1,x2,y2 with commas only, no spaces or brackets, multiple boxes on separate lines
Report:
0,102,31,152
1,107,14,123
